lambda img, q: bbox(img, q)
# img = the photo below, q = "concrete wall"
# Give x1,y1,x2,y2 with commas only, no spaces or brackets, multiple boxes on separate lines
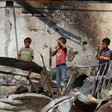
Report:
1,1,112,69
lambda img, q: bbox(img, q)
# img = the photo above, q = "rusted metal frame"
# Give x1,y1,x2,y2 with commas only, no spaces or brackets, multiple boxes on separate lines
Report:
95,63,108,99
95,101,112,112
106,78,111,88
63,70,78,96
26,70,38,93
94,65,104,96
93,65,102,97
101,73,111,89
102,77,107,89
96,65,102,80
91,66,96,77
97,63,108,99
101,74,111,93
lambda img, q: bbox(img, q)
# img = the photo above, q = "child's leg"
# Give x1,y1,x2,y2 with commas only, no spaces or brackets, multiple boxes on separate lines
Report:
56,66,61,88
61,64,68,88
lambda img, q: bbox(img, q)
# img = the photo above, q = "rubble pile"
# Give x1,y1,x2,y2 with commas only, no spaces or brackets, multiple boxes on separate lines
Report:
0,57,112,112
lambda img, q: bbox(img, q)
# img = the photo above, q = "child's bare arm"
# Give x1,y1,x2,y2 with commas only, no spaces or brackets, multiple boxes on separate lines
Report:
57,40,66,49
97,47,103,60
52,45,58,56
52,51,55,56
54,45,59,49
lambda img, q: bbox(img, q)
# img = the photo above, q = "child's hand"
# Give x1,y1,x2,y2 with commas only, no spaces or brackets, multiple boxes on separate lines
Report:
99,46,103,51
54,45,59,49
57,39,61,43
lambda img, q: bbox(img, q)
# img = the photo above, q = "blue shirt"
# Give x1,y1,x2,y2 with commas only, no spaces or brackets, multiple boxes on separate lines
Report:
97,48,112,75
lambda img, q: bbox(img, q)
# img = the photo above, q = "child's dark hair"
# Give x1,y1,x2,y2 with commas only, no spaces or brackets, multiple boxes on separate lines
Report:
102,38,110,45
24,37,32,43
58,37,66,44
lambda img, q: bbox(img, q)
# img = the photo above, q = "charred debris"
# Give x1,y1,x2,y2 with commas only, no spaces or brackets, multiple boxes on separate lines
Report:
0,56,112,112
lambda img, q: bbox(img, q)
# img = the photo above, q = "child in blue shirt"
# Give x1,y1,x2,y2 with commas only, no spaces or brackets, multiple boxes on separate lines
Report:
97,38,112,75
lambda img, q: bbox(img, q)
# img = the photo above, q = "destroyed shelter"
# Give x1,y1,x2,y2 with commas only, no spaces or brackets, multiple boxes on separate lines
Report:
0,0,112,112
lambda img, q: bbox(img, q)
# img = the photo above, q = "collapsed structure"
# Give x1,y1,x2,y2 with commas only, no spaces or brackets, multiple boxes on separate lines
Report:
0,0,112,112
0,57,112,112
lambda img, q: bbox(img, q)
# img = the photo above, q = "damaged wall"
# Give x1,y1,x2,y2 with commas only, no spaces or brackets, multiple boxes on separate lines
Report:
1,1,112,69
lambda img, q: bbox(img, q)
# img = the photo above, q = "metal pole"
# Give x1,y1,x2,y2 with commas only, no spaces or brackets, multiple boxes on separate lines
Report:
13,3,18,58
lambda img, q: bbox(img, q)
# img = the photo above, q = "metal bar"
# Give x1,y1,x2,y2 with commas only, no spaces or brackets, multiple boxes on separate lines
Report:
63,70,78,96
107,78,111,88
95,63,108,99
49,47,52,69
96,65,102,80
93,65,102,98
13,5,18,58
93,67,97,77
102,76,106,88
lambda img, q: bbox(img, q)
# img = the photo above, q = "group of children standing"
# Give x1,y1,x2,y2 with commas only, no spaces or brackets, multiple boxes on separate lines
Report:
18,37,112,89
18,37,68,89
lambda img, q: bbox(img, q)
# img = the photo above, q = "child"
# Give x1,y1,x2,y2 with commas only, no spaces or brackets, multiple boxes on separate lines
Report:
97,38,112,75
18,37,34,61
52,37,68,89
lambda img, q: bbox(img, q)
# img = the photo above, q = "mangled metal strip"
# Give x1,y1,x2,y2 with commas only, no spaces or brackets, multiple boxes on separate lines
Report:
0,86,18,98
41,95,76,112
63,71,78,96
0,57,43,73
94,64,106,98
71,92,98,112
102,76,107,88
95,63,108,99
96,65,102,80
0,65,41,79
95,97,112,112
42,92,98,112
0,93,51,112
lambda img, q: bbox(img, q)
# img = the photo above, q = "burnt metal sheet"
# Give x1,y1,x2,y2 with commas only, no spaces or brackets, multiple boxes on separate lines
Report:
0,65,41,80
0,57,42,74
0,93,51,112
71,92,98,112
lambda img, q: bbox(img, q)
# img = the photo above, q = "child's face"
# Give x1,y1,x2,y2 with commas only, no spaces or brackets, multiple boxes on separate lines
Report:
102,42,109,49
24,41,30,48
